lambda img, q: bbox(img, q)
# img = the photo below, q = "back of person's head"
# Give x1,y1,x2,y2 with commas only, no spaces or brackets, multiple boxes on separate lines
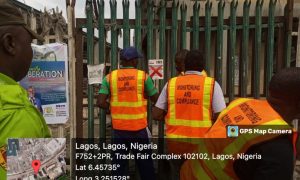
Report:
268,67,300,122
184,50,204,72
175,49,189,64
119,46,143,68
269,67,300,102
0,2,43,81
175,49,189,73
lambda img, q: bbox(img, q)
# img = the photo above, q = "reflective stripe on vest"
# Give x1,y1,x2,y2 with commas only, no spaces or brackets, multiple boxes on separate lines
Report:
180,157,211,180
166,75,214,138
110,69,147,131
181,99,294,179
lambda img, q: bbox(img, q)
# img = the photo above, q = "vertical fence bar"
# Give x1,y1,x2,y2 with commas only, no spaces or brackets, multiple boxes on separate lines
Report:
240,0,250,97
296,15,300,67
171,0,178,77
86,0,94,138
253,0,263,99
75,28,84,138
265,0,277,97
192,1,200,49
228,0,237,102
98,0,106,138
276,26,285,70
122,0,130,48
158,0,166,176
284,0,294,67
215,0,225,85
180,3,187,49
110,0,118,71
135,0,143,69
205,0,212,74
147,0,154,131
160,1,166,86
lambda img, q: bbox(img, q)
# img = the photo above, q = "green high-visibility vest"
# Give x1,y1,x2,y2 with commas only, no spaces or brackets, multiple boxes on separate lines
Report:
0,73,51,179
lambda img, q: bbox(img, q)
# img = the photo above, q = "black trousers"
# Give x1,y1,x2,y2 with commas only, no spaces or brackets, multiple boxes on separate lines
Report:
112,128,155,180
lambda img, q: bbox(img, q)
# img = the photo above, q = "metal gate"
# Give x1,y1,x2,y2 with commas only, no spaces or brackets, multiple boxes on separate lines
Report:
75,0,295,139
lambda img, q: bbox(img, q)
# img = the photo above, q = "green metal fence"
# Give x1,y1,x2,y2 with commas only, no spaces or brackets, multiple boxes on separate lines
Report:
82,0,294,138
77,0,295,176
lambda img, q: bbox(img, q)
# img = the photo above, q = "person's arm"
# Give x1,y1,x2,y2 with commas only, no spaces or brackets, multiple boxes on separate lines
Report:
152,84,168,121
97,94,109,109
150,93,159,104
152,107,166,121
97,76,110,109
253,137,294,179
144,74,159,104
233,136,294,179
212,81,226,122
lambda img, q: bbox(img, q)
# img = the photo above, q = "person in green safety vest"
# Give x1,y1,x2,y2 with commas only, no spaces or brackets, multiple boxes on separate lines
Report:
0,2,51,179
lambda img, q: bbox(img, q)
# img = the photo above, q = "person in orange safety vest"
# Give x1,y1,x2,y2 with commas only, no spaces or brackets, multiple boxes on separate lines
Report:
153,50,226,138
98,47,159,180
180,67,300,180
153,50,226,180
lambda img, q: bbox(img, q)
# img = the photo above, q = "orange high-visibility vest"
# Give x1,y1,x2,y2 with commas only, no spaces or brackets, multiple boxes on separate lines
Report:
180,98,296,180
109,69,147,131
165,75,214,138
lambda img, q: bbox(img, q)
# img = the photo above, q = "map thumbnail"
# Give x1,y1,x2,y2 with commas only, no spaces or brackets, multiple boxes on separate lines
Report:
7,138,66,180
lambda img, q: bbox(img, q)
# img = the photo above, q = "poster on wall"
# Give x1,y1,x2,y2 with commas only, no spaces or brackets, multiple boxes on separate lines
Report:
87,64,105,85
20,43,69,124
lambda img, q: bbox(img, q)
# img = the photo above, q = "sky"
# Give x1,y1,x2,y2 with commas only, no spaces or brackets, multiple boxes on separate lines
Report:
17,0,136,19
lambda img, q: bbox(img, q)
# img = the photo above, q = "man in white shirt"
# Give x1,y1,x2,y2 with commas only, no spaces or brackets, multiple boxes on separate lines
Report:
153,50,226,122
152,50,226,180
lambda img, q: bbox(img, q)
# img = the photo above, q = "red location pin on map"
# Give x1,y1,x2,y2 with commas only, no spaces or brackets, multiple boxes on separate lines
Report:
31,160,41,175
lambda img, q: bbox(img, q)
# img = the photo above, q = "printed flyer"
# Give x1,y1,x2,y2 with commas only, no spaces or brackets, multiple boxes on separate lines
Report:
20,43,69,124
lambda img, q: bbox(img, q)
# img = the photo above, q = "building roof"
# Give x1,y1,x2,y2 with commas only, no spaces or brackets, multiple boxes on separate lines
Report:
10,0,42,14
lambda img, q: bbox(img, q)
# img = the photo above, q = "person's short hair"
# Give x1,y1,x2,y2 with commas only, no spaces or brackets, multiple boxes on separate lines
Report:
269,67,300,101
175,49,189,64
184,50,204,71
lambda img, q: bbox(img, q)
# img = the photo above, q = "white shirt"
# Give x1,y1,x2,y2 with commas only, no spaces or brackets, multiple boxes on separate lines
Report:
155,71,226,113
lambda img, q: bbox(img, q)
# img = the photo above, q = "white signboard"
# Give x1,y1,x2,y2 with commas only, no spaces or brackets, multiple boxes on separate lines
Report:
20,43,69,124
87,64,105,85
148,59,164,80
